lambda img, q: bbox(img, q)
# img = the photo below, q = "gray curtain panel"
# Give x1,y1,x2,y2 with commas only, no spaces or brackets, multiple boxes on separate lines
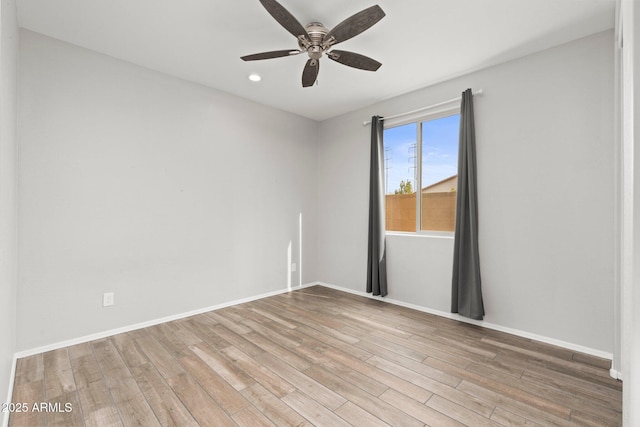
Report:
451,89,484,320
367,116,388,297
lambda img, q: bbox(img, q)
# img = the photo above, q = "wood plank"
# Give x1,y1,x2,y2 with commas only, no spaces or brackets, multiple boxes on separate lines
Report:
260,298,361,344
245,304,297,329
92,339,161,426
189,343,254,391
8,380,46,427
481,334,575,362
244,331,312,371
85,406,123,427
14,354,43,386
129,362,197,427
295,324,373,360
215,306,249,324
220,345,296,398
44,391,84,427
254,352,347,411
256,298,366,353
43,349,76,400
464,358,526,380
339,310,414,338
426,395,502,426
75,381,122,427
345,325,429,362
304,364,400,408
67,343,93,360
229,304,273,325
111,333,149,368
133,333,185,380
410,332,496,363
171,322,203,347
520,367,622,409
379,388,465,427
167,373,235,427
321,347,435,403
181,317,230,349
70,354,103,389
456,380,576,427
231,406,278,427
303,363,424,427
240,383,312,427
570,409,622,427
368,355,495,416
294,346,389,397
241,318,303,349
334,401,391,427
355,339,462,387
91,339,134,387
206,311,252,335
74,377,112,413
496,354,622,409
107,377,161,426
468,361,621,424
209,324,265,357
424,356,572,419
149,323,193,359
281,390,351,427
571,352,611,370
482,338,619,387
179,354,250,414
490,407,542,426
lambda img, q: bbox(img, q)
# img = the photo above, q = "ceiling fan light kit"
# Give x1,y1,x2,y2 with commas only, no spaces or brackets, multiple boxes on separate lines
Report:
241,0,385,87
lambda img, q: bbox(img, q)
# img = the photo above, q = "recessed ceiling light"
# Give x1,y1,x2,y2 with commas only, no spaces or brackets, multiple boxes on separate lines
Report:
248,73,261,82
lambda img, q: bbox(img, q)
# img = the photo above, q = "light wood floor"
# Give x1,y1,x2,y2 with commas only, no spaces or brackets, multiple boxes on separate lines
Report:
9,286,622,426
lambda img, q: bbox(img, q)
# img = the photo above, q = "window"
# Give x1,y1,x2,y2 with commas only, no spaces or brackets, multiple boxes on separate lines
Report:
383,111,460,233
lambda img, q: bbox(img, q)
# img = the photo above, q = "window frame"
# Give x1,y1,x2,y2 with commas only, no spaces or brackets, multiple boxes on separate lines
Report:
383,102,460,237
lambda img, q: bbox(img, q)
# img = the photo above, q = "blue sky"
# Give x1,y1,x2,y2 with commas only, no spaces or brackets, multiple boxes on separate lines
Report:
384,114,460,194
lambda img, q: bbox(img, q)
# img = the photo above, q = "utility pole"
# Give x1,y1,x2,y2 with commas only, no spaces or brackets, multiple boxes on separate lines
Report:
384,147,391,194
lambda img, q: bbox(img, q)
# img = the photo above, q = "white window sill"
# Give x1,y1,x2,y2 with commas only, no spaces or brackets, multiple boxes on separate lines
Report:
386,231,454,239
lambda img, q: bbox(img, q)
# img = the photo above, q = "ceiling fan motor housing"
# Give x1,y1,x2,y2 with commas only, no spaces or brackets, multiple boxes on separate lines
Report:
300,22,331,59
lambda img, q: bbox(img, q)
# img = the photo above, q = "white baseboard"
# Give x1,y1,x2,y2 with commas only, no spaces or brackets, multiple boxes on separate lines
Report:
610,368,623,380
2,355,17,427
315,281,614,361
14,283,317,359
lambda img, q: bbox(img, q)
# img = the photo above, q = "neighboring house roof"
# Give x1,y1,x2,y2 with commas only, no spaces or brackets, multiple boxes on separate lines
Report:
422,175,457,193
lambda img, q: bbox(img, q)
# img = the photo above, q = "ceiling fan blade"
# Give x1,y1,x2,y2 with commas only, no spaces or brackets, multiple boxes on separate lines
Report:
302,59,319,87
324,5,385,46
327,50,381,71
241,50,302,61
259,0,309,40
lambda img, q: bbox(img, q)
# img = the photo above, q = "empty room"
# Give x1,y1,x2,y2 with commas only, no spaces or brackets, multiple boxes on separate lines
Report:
1,0,639,426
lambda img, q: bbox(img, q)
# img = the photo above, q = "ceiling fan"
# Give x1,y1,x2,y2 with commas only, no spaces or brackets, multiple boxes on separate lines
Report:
241,0,385,87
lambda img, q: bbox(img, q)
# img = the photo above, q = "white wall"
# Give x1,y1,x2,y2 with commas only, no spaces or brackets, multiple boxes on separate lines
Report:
621,0,640,424
0,0,18,416
17,30,318,351
317,31,615,354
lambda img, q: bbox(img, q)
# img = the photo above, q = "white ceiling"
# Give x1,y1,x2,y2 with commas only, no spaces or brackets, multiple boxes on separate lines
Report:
17,0,615,121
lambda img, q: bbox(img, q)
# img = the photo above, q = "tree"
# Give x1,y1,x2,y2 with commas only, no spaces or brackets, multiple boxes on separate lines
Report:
394,179,414,195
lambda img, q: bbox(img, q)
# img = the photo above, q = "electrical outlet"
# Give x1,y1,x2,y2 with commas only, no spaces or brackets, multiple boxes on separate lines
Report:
291,263,297,272
103,292,114,307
